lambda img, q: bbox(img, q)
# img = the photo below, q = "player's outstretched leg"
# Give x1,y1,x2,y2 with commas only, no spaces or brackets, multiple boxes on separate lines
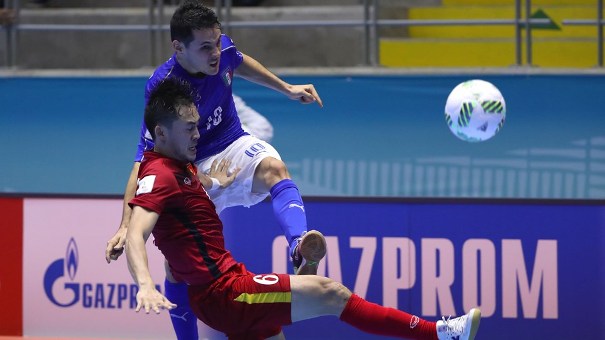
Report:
270,178,327,275
436,308,481,340
291,275,481,339
338,292,481,340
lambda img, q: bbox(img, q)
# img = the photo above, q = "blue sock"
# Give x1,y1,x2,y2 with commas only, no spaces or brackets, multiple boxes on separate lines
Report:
164,279,198,340
270,179,308,254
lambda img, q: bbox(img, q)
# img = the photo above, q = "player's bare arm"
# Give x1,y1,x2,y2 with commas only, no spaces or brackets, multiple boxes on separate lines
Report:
105,161,141,263
236,53,323,107
126,205,177,314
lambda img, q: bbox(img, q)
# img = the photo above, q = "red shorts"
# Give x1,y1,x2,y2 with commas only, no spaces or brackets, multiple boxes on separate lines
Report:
188,263,292,340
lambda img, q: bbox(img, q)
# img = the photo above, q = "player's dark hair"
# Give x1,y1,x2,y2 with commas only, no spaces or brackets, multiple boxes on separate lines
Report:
170,0,221,47
145,78,195,140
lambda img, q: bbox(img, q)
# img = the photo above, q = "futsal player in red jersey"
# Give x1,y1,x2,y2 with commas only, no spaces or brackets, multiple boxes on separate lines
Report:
125,78,481,340
107,3,326,336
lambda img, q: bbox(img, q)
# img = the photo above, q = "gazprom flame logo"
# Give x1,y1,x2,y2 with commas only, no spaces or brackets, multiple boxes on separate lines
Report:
44,238,80,307
43,238,160,310
66,238,78,280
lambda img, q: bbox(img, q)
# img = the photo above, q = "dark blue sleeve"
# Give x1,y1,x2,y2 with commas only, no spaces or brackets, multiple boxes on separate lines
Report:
134,77,160,162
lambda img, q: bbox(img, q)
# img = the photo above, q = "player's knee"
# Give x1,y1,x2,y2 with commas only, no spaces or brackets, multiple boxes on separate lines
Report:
318,277,352,314
261,157,290,182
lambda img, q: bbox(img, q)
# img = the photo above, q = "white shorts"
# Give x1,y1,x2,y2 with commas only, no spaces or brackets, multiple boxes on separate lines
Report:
195,135,281,214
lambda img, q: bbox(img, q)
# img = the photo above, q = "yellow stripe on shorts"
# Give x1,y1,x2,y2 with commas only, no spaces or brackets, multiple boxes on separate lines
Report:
234,292,291,304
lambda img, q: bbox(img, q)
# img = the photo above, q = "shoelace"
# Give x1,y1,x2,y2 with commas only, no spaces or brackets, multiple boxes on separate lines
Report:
441,314,467,336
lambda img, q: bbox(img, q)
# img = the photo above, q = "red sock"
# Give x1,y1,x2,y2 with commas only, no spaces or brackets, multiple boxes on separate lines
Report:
339,294,438,340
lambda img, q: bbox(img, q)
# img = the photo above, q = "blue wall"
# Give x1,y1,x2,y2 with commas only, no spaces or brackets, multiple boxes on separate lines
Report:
1,74,604,198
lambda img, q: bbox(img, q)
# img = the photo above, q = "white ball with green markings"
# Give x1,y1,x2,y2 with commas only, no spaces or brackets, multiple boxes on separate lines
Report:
444,79,506,142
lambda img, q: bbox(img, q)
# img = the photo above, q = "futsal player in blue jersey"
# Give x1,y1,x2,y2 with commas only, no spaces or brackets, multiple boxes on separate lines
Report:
105,1,326,338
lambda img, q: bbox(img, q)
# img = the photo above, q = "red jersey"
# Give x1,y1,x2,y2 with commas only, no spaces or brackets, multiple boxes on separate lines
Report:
130,151,238,285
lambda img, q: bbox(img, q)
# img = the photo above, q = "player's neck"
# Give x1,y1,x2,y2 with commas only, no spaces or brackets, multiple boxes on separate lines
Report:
153,146,173,161
175,54,207,78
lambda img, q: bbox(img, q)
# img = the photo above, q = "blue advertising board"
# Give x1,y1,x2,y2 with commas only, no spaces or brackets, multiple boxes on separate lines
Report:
221,198,605,339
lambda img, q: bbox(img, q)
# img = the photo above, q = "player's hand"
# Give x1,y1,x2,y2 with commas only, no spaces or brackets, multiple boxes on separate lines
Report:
135,286,177,314
287,84,323,108
105,227,127,263
207,159,241,189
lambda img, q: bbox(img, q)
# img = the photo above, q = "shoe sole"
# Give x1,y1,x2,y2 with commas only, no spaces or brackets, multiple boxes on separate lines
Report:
468,308,481,340
295,230,327,275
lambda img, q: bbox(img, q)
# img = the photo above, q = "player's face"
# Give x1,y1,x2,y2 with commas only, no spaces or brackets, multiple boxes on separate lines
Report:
165,104,200,162
176,27,222,76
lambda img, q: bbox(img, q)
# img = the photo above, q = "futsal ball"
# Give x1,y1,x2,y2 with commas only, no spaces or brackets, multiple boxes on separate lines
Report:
444,79,506,142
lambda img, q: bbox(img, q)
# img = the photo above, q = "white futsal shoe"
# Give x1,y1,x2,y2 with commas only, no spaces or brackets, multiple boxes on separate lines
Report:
436,308,481,340
291,230,327,275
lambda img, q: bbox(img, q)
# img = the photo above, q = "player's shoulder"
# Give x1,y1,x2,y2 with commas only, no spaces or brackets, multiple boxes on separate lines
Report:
220,34,243,67
139,157,180,185
147,57,178,89
221,34,238,52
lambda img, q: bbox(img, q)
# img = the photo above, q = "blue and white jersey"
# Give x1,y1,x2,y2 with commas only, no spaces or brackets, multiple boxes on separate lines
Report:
135,34,247,162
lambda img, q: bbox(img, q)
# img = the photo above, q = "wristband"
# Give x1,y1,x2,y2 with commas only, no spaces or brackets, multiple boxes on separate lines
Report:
210,177,221,190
